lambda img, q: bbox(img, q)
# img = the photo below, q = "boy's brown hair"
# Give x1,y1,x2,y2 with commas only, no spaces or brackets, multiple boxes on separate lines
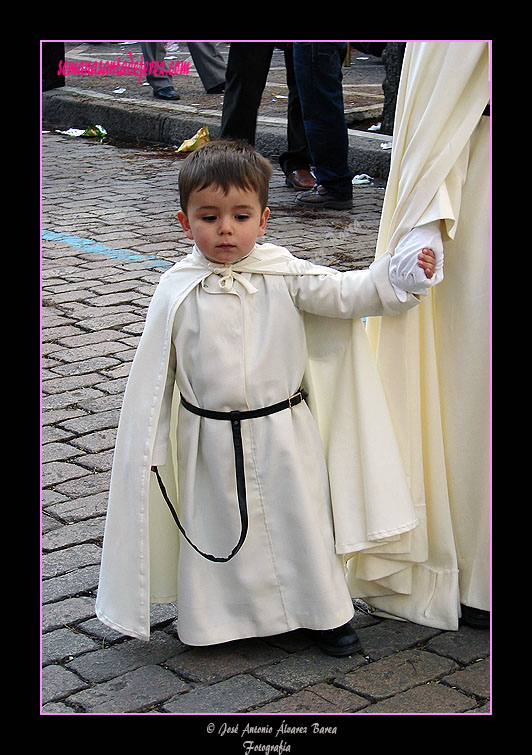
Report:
178,139,273,214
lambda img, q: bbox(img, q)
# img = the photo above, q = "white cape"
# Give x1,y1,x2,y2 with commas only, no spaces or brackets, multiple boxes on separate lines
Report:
96,243,420,641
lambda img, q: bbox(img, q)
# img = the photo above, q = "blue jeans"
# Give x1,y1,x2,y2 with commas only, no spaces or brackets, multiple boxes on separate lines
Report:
293,43,353,200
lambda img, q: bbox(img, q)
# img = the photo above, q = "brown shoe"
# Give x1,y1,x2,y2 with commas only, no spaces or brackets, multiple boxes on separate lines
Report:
285,169,316,190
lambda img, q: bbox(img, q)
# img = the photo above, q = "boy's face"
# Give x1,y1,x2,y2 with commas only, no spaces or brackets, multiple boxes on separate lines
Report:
177,184,270,265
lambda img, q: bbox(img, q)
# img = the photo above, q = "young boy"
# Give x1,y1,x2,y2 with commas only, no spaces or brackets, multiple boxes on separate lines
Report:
96,140,440,656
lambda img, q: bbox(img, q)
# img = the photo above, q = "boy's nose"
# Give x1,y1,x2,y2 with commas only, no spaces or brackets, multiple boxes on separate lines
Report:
218,217,234,234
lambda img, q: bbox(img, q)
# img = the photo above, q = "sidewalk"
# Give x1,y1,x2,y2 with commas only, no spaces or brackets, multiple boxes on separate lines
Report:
42,41,393,178
41,45,490,719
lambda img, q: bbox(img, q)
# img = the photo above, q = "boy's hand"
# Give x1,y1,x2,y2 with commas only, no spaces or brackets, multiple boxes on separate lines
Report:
417,247,436,279
388,224,444,300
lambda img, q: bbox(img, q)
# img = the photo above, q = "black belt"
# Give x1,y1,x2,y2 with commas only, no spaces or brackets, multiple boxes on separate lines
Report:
152,388,308,563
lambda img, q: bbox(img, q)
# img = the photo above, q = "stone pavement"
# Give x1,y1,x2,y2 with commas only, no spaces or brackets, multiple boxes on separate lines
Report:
41,59,491,720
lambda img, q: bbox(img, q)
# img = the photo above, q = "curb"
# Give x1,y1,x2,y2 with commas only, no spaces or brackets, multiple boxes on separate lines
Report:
42,88,392,179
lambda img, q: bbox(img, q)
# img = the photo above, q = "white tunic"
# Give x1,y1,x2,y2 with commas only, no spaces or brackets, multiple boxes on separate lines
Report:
161,257,403,645
96,243,422,643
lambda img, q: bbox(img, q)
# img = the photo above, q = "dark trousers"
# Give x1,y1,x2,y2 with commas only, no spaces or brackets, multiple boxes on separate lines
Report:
220,42,312,176
293,42,353,199
42,42,65,91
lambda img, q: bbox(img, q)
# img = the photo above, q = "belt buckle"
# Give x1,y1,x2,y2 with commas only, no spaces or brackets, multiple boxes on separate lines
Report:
288,391,302,409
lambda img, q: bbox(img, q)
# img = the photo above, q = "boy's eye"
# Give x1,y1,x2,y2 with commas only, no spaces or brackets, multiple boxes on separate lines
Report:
199,213,250,222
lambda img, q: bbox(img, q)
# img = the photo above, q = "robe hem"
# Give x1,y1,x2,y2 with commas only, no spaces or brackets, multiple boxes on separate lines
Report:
352,563,462,630
95,607,150,642
176,605,356,648
336,517,419,554
367,517,419,540
367,606,459,632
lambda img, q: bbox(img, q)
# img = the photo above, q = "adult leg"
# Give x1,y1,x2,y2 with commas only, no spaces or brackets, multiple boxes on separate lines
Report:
42,42,65,91
220,42,274,145
141,42,179,99
187,42,226,92
279,44,315,186
293,42,353,201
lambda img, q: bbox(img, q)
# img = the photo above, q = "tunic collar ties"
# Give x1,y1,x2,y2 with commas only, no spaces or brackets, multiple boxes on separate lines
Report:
208,267,259,295
191,246,260,295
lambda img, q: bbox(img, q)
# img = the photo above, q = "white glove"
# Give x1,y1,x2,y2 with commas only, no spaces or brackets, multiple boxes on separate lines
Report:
389,220,444,302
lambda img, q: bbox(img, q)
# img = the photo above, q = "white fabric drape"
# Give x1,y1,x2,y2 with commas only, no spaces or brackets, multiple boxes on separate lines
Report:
346,41,490,629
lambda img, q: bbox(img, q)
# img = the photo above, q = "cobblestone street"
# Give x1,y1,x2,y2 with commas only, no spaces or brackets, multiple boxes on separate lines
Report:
41,127,490,719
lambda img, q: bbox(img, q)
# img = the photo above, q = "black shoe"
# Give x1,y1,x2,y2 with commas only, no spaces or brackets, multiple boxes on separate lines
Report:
295,185,352,210
460,604,490,629
153,86,180,100
206,82,225,94
309,621,362,657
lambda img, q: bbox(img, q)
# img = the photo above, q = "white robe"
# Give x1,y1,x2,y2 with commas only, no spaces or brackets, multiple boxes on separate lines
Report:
346,41,490,629
96,243,421,642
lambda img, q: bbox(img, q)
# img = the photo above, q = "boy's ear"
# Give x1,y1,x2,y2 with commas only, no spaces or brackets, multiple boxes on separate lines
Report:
257,206,270,238
177,210,194,240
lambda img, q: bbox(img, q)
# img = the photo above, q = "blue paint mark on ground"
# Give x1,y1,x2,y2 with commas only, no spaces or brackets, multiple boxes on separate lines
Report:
42,230,172,269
